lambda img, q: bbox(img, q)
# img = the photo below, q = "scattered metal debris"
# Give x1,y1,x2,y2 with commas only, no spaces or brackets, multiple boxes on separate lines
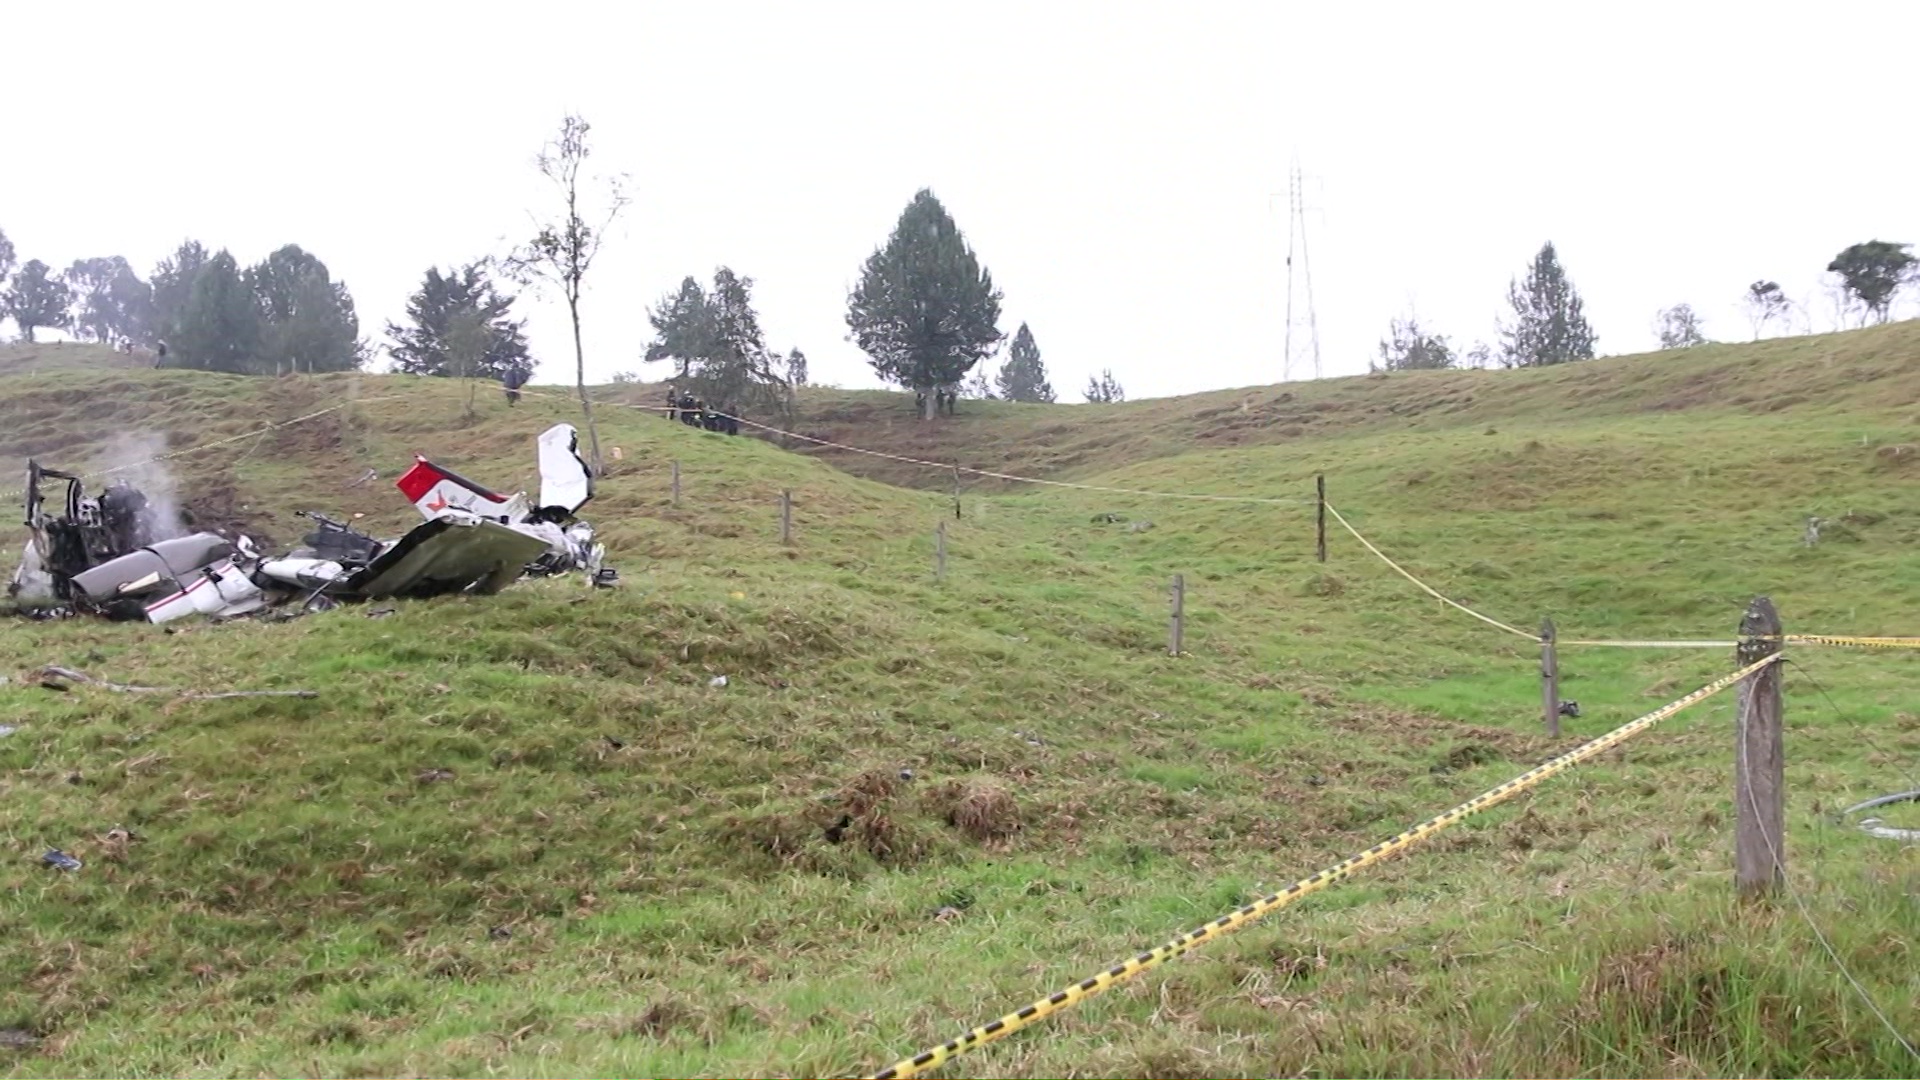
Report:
709,675,729,688
0,1028,40,1051
42,849,81,872
8,423,614,625
1840,789,1920,842
0,725,14,737
36,666,315,700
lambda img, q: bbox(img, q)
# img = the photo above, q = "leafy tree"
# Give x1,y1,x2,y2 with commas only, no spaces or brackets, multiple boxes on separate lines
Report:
387,263,532,382
149,240,210,349
963,368,995,399
248,244,363,373
66,257,134,344
846,188,1004,419
642,276,716,378
168,250,262,373
0,228,15,288
1826,241,1916,326
507,113,628,475
1372,315,1455,371
6,260,73,342
1465,342,1493,369
785,347,808,387
1083,369,1125,403
1743,281,1791,340
1498,242,1597,367
995,322,1055,402
681,268,790,419
1654,303,1708,349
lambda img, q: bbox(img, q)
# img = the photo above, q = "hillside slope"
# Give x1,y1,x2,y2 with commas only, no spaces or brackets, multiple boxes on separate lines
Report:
608,322,1920,493
1,336,1917,1078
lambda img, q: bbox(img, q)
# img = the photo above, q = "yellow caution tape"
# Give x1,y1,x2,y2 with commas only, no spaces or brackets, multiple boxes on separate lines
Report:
862,653,1782,1080
1779,634,1920,650
1323,504,1536,640
1561,639,1739,649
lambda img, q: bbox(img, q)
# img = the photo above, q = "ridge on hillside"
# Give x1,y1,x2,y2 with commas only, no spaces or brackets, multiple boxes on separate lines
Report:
604,322,1920,491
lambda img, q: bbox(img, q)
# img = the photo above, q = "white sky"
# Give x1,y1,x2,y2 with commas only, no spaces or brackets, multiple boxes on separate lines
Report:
5,1,1917,399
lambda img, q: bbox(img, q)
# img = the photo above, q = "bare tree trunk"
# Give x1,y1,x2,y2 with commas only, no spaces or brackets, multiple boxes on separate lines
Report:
569,295,605,475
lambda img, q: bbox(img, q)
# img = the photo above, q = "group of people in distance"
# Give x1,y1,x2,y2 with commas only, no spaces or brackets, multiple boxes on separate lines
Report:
667,390,740,435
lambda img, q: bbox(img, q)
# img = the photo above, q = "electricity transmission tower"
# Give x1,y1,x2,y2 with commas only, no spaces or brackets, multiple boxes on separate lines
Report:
1278,162,1321,382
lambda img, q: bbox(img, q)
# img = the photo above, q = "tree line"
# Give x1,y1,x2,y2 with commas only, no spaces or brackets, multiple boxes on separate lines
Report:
0,230,365,374
1373,239,1919,372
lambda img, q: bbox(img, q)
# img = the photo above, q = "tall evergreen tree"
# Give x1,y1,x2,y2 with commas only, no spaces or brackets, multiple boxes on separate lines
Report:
6,260,73,342
687,268,789,417
995,322,1055,402
846,189,1004,418
169,250,262,373
387,262,532,382
642,276,716,377
248,245,363,373
1499,242,1597,367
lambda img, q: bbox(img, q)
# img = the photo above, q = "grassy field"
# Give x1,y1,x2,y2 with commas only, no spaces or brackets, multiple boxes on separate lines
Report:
2,331,1918,1078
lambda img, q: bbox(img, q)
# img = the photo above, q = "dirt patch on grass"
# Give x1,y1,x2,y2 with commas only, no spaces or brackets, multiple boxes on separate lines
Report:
936,777,1023,844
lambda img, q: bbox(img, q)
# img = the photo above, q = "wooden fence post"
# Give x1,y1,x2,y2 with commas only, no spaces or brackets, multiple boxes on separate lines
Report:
952,462,962,520
1541,616,1560,737
935,521,947,583
1315,474,1327,563
670,460,681,507
1169,574,1185,657
780,489,793,546
1735,596,1785,897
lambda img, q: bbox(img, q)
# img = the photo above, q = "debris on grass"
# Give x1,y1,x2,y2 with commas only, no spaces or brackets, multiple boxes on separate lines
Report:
42,849,82,872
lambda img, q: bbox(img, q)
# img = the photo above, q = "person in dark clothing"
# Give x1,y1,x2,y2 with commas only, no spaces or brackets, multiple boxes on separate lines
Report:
502,367,528,406
666,392,678,421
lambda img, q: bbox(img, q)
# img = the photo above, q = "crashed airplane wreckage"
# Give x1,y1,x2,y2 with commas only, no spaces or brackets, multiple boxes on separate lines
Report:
8,424,615,624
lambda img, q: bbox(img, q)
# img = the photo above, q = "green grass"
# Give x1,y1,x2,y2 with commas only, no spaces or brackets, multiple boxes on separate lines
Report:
2,331,1918,1077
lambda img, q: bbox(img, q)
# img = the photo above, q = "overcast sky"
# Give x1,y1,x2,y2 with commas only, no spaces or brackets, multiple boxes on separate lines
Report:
5,1,1916,399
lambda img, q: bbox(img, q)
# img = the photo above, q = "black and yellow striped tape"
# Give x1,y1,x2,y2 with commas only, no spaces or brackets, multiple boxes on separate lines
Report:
1779,634,1920,650
863,653,1782,1080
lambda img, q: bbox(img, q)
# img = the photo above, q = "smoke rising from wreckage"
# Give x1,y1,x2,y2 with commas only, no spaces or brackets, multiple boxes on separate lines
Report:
7,423,614,624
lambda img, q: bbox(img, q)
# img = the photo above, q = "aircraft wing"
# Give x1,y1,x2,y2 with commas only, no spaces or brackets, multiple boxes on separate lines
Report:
344,514,551,599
